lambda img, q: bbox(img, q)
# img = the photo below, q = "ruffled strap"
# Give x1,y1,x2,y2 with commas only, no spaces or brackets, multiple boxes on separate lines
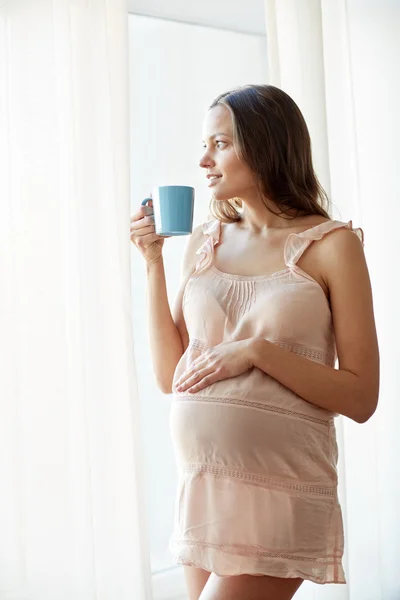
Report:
284,220,364,267
195,219,221,275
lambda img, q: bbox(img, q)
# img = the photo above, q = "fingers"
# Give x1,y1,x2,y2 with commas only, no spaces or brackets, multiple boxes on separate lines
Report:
130,200,169,253
131,205,153,222
140,196,153,215
130,227,155,246
176,369,216,394
176,356,209,383
134,232,161,247
177,371,201,389
186,374,215,394
142,205,154,217
130,214,154,233
176,363,213,392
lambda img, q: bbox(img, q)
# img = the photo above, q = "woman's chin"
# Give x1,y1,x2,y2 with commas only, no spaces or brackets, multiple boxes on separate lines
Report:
212,190,232,202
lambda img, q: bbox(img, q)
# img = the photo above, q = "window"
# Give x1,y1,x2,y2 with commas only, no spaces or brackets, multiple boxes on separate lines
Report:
129,13,267,598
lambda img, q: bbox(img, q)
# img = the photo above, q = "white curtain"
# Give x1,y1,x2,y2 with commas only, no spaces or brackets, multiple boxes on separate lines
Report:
0,1,152,599
265,1,400,599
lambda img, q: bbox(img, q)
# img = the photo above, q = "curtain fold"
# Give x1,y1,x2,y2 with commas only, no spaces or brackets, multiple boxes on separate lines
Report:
265,0,331,198
265,1,400,599
0,1,152,599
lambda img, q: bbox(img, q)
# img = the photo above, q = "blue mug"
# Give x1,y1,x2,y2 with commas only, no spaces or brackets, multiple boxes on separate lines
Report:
141,185,194,237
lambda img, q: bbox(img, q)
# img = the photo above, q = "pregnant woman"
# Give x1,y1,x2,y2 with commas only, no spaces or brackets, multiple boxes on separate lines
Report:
130,85,379,600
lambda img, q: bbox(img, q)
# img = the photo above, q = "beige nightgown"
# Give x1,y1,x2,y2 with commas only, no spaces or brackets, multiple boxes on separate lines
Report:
169,219,363,584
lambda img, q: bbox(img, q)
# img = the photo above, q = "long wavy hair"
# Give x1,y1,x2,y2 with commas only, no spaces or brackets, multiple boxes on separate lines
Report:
208,85,330,222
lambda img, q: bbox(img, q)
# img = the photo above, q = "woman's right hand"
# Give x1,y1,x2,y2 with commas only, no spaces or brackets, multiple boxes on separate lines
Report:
130,200,168,265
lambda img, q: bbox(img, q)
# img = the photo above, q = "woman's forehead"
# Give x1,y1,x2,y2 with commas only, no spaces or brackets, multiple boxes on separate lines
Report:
202,105,232,138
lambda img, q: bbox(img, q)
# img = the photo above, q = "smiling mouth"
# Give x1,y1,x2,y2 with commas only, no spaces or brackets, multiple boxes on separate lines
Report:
207,175,222,186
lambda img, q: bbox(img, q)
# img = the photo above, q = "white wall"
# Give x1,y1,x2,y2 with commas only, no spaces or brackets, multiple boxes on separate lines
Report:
128,0,266,34
128,14,268,580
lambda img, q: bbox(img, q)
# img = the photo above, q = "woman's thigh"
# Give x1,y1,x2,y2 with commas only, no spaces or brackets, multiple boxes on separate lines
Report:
183,566,212,600
199,573,303,600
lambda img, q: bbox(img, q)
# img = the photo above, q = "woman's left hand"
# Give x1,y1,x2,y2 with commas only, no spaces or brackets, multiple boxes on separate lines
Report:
175,339,255,394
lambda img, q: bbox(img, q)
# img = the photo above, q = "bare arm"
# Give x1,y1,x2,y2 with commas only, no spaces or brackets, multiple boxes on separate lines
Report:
145,225,204,394
249,228,380,423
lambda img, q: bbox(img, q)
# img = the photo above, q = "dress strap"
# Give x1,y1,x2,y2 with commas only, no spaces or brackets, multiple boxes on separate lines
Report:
195,219,221,275
284,220,364,267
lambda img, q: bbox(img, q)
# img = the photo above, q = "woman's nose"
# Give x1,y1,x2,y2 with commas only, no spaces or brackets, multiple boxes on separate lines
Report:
199,150,215,169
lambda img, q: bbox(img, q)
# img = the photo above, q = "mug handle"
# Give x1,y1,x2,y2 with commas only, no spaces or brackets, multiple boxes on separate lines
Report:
141,197,154,216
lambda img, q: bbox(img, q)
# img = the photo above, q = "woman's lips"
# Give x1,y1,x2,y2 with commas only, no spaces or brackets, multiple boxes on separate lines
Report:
207,175,222,188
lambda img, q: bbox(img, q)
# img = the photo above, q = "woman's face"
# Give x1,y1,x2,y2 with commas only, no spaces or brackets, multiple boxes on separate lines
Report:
200,105,258,202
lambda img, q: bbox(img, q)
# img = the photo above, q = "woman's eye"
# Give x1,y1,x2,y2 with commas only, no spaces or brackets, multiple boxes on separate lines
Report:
201,141,226,150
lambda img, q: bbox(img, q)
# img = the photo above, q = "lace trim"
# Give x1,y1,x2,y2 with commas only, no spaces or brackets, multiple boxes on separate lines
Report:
271,340,335,366
188,338,207,352
184,463,336,497
187,340,334,364
171,539,342,564
175,395,332,426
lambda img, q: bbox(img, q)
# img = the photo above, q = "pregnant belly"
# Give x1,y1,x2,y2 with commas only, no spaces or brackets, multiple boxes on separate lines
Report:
169,395,337,485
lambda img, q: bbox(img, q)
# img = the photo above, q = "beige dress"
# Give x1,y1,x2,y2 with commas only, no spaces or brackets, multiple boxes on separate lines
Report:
169,218,363,584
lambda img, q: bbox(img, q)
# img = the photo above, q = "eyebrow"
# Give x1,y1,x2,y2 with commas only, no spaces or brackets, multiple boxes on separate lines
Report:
202,132,232,142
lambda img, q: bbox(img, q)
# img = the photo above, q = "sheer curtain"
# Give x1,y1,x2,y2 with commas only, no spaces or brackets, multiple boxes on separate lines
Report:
0,1,152,599
265,1,400,599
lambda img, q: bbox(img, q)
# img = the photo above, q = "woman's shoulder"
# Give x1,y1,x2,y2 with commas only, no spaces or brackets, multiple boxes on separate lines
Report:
285,217,364,271
308,220,365,289
317,222,364,261
308,219,364,248
289,216,363,244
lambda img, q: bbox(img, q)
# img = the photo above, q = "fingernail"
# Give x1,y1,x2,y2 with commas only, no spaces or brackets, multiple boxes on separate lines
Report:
143,206,154,216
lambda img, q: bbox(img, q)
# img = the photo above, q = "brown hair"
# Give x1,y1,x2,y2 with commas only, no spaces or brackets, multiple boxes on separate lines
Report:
208,85,330,222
